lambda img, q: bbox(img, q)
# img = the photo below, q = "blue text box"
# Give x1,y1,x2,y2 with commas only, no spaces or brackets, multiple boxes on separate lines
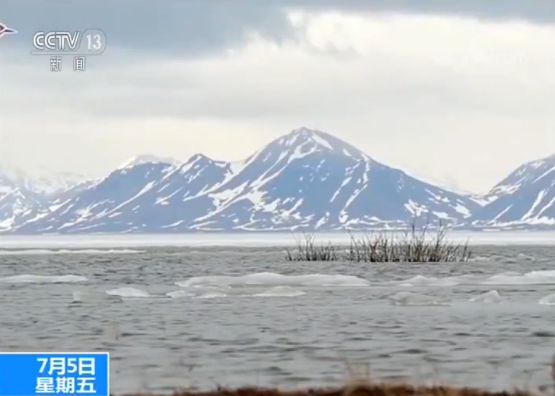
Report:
0,352,109,396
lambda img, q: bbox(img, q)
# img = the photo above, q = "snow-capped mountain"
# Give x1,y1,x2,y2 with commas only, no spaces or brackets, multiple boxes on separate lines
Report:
0,163,87,195
0,163,89,231
180,128,478,231
9,128,480,234
5,128,553,234
0,180,44,231
468,153,555,229
117,154,182,170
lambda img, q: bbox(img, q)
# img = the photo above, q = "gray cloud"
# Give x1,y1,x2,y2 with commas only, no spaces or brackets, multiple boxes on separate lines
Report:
1,1,553,193
292,0,554,24
0,0,297,56
1,0,552,57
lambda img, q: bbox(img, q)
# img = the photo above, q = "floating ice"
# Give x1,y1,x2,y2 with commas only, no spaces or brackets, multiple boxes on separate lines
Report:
394,270,555,287
254,286,306,297
481,270,555,285
469,255,492,262
176,272,370,288
105,287,150,298
469,290,501,303
389,291,448,306
0,249,144,256
0,274,89,284
72,291,84,302
166,290,196,299
195,292,227,299
538,293,555,305
398,275,463,287
167,285,306,298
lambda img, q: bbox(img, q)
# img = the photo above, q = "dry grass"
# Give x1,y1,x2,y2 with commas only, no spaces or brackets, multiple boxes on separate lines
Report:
285,222,471,263
285,233,342,261
115,383,537,396
111,354,555,396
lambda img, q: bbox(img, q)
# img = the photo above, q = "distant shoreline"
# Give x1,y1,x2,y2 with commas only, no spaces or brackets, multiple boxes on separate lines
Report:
0,230,554,249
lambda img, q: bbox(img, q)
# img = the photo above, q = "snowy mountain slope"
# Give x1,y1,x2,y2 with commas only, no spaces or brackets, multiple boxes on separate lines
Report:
9,178,98,230
9,127,481,234
185,128,479,231
117,154,182,169
12,154,235,233
13,161,177,233
0,163,64,230
468,153,555,229
0,174,45,231
0,162,86,195
0,190,43,231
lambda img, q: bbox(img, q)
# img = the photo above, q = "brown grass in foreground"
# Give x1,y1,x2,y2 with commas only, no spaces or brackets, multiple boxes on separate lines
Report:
115,383,537,396
114,354,555,395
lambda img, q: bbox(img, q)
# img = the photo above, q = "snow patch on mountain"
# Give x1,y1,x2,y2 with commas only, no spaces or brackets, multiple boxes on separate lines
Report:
469,153,555,229
2,129,554,233
117,154,181,170
0,162,86,195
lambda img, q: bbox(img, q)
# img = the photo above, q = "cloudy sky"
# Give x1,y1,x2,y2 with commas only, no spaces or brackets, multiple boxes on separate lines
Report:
0,1,553,194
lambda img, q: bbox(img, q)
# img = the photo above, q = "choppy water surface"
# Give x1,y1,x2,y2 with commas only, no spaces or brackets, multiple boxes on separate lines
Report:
1,242,555,393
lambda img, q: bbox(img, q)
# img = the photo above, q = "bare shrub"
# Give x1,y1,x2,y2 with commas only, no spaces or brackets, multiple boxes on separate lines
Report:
286,222,471,263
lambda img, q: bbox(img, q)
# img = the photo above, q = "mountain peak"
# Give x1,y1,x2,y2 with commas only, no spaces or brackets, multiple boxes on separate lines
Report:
271,127,371,162
9,125,555,233
186,153,214,164
285,127,336,149
117,154,181,170
290,126,320,136
526,152,555,169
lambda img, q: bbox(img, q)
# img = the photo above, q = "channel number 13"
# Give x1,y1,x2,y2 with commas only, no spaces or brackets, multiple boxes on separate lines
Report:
86,34,102,51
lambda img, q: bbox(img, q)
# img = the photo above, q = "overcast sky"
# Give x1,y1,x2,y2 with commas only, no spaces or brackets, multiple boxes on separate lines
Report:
0,0,553,194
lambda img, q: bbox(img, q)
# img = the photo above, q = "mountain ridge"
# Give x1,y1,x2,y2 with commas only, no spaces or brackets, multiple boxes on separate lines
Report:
1,128,553,233
468,152,555,230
